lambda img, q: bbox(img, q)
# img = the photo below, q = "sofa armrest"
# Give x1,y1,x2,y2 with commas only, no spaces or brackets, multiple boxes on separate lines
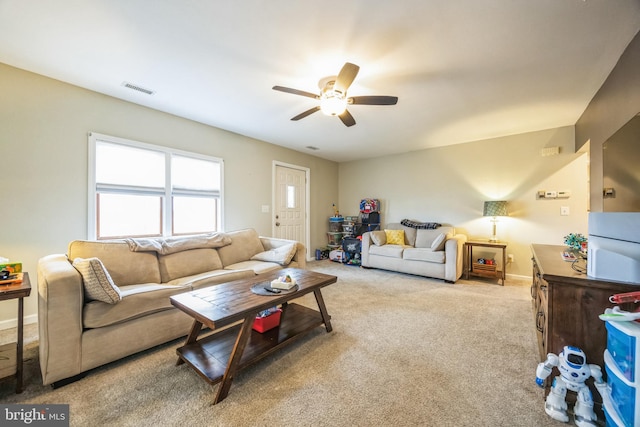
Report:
444,234,468,282
360,232,373,266
259,236,306,269
37,254,84,385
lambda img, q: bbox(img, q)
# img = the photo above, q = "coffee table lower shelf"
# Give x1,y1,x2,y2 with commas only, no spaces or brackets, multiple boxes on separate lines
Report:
176,302,324,385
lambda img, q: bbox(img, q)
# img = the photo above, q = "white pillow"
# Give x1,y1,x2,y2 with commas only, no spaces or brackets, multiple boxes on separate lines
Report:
430,233,447,251
251,242,297,266
72,257,122,304
370,231,387,246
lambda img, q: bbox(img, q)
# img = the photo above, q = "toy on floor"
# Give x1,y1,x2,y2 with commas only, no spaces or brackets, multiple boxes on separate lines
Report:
329,249,345,263
535,346,607,426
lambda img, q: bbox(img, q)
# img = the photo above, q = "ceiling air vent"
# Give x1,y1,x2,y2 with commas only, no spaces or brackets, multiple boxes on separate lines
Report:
122,81,155,95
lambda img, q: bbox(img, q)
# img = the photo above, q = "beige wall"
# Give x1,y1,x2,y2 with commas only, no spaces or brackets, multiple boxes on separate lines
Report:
575,29,640,211
603,115,640,211
339,126,589,277
0,63,339,326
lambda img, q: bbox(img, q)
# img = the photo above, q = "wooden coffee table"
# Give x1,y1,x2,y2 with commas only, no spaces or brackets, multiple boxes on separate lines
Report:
170,268,337,404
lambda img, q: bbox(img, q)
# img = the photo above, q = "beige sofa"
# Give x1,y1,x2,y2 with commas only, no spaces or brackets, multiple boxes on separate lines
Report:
361,222,467,283
37,228,305,386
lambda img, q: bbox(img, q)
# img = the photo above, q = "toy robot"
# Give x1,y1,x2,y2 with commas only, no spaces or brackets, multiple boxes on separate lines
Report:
535,346,607,426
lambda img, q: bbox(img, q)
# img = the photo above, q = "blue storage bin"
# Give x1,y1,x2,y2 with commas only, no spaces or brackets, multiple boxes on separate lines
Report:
605,355,637,427
604,406,625,427
604,404,624,427
606,321,640,382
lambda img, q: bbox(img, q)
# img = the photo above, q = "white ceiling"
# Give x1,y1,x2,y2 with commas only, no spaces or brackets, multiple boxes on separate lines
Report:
1,1,639,162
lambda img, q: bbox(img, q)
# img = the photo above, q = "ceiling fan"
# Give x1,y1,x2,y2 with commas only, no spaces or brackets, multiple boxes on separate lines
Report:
272,62,398,127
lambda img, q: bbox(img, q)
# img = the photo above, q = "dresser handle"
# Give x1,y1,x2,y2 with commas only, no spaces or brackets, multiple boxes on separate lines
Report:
536,311,545,332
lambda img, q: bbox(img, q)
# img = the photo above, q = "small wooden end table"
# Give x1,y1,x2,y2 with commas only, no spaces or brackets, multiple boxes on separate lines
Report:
0,272,32,393
465,241,507,285
170,268,337,404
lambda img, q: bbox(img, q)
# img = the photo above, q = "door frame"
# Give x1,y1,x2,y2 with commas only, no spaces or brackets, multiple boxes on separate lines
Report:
272,161,311,261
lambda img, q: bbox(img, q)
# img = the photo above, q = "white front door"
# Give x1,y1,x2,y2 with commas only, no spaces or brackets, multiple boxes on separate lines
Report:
274,163,308,258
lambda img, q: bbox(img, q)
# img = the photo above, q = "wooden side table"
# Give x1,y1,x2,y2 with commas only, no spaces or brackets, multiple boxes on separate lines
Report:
0,272,31,393
465,241,507,285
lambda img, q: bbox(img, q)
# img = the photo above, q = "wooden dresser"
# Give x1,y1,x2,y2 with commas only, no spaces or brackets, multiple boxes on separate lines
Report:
531,244,639,407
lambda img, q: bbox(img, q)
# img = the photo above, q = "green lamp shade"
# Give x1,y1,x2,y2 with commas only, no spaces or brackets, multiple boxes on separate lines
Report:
483,201,508,217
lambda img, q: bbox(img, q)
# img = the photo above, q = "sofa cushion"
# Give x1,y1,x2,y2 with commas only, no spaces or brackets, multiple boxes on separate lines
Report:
415,227,454,248
224,260,283,274
370,230,387,246
384,229,405,245
72,257,122,304
402,248,446,263
158,248,223,283
369,244,405,259
251,242,297,265
68,240,161,286
217,229,265,267
403,226,417,246
83,283,188,328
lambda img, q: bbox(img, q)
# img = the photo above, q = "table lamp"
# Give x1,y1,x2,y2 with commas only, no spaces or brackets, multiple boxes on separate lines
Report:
483,200,508,242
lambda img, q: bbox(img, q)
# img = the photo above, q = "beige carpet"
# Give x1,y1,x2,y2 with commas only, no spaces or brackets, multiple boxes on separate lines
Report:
0,262,563,427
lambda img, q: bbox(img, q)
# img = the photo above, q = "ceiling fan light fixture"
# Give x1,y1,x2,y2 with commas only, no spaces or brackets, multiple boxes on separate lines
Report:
320,91,347,116
272,62,398,126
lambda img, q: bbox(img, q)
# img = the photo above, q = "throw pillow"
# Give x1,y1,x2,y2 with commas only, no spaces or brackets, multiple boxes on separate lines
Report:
430,233,447,251
385,229,405,245
370,230,387,246
251,242,297,266
72,257,122,304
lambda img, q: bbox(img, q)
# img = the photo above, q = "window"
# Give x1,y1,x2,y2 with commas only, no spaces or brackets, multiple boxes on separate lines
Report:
286,185,296,209
88,132,223,239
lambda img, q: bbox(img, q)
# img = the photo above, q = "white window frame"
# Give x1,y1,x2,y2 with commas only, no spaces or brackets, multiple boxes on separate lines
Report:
88,132,224,240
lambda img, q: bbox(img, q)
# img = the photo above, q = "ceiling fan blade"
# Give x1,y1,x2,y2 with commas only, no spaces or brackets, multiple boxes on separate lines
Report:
338,109,356,127
349,96,398,105
334,62,360,94
273,86,319,99
291,106,321,121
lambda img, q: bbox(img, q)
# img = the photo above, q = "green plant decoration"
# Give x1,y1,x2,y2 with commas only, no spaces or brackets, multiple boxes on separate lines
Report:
564,233,587,250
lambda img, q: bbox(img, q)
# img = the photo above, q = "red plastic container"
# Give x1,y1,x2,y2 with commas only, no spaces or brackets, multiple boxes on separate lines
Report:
252,309,282,333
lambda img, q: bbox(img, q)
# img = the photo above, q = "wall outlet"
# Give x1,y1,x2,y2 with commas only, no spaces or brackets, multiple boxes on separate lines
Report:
508,254,514,263
560,206,570,216
261,205,270,213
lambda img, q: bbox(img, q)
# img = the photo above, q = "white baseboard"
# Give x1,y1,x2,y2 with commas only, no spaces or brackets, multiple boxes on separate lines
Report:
0,314,38,331
506,273,532,281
